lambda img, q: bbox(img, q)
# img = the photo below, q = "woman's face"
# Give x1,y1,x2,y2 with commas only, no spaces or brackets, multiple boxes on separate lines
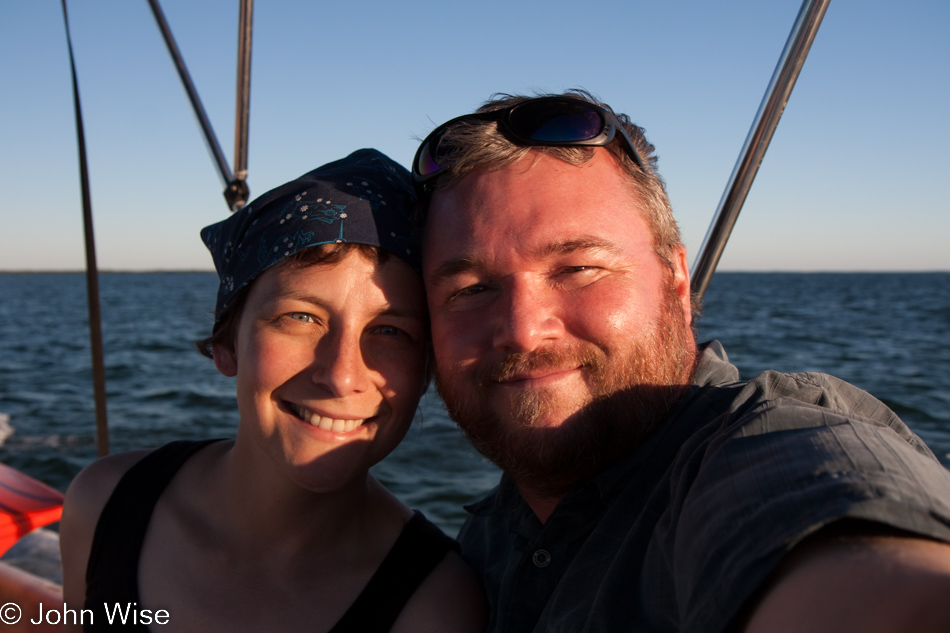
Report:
215,250,428,492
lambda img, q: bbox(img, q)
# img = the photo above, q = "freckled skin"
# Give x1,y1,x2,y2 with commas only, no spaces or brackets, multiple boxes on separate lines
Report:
217,252,429,493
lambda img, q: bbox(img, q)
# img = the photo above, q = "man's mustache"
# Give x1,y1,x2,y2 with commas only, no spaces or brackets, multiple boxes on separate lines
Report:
475,345,605,386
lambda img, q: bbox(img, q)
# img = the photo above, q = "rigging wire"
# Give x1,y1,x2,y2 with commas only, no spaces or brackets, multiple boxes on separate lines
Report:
146,0,251,213
232,0,254,210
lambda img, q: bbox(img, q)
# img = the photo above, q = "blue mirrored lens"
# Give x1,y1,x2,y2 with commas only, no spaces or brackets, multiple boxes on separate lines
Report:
526,111,602,142
416,140,442,177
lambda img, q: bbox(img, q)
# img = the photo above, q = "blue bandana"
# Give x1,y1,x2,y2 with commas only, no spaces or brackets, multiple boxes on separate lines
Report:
200,148,420,322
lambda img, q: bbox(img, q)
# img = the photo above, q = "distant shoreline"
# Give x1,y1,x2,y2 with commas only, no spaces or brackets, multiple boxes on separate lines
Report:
2,270,947,275
0,269,216,274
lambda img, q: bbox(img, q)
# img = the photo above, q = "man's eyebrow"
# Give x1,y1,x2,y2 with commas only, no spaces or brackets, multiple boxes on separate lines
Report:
533,237,624,258
428,237,625,285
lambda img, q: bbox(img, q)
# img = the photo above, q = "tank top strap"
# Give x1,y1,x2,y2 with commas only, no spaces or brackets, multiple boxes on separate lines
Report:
329,510,459,633
84,439,223,625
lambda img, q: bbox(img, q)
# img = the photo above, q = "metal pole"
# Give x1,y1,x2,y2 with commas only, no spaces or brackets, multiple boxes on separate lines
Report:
690,0,831,301
61,0,109,456
146,0,234,190
228,0,254,212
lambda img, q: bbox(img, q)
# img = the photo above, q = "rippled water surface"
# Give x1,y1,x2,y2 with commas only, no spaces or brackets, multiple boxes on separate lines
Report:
1,272,948,535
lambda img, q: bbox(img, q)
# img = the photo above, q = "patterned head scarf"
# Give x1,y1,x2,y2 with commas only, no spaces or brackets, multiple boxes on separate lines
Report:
200,148,420,323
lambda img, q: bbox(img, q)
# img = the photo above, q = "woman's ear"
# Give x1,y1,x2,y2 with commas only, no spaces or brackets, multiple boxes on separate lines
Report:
213,344,237,377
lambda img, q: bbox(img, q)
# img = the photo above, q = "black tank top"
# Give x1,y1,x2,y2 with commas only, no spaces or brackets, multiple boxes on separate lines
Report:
84,439,458,632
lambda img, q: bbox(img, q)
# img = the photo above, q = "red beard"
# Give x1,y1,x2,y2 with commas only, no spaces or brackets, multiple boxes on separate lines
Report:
435,286,697,498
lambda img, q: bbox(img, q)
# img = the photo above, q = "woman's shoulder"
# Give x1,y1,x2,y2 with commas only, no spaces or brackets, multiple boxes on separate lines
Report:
355,490,488,632
64,439,229,523
70,447,152,493
62,449,154,536
391,548,488,633
59,448,155,628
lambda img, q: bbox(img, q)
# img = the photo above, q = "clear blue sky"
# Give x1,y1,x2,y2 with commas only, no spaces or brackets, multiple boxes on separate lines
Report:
2,0,948,272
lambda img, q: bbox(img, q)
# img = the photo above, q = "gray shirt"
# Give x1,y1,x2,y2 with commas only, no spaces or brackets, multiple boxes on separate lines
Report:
458,341,950,633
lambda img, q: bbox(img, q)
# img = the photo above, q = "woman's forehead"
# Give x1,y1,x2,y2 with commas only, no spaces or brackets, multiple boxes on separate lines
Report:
253,250,425,316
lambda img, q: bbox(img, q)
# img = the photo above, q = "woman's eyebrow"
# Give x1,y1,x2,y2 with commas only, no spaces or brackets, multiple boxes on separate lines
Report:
278,292,330,309
428,255,482,286
270,292,425,323
377,304,427,320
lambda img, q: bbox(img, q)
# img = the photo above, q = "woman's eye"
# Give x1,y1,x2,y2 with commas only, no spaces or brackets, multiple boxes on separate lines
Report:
372,324,402,336
449,284,487,300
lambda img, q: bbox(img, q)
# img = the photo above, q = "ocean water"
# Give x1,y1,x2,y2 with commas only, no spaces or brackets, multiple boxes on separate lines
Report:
1,272,948,535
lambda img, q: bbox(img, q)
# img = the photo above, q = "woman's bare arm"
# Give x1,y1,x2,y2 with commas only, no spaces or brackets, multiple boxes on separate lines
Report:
59,451,150,633
390,550,488,633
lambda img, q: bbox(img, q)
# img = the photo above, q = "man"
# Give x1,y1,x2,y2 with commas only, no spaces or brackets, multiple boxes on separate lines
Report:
413,91,950,632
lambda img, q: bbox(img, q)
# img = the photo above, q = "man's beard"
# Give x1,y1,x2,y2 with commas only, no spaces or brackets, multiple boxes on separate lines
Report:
435,286,697,499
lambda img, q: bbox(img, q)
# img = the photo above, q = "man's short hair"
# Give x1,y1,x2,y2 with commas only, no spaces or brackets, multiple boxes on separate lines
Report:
422,89,684,273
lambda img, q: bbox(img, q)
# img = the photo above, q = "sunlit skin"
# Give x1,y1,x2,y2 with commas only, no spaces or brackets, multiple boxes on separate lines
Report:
214,251,429,494
425,150,692,426
424,150,694,516
60,247,489,633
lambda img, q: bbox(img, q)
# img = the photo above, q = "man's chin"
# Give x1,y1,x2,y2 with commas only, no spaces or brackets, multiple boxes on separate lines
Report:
455,385,674,499
490,389,589,430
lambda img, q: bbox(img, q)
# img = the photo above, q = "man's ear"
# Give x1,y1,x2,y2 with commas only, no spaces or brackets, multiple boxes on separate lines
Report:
671,244,692,328
213,345,237,377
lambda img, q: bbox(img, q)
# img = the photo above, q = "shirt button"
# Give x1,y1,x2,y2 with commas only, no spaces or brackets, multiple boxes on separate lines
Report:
532,549,552,568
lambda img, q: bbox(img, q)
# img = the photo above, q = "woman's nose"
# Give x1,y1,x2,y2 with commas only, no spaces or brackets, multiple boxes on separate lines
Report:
311,329,371,397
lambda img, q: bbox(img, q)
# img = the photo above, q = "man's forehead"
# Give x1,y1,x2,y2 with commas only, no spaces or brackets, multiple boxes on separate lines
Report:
426,235,637,285
424,188,651,247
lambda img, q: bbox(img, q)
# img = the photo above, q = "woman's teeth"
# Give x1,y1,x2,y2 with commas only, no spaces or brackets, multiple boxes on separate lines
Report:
290,404,365,432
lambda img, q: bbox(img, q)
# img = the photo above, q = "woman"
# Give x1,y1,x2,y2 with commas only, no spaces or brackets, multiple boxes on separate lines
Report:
59,149,487,632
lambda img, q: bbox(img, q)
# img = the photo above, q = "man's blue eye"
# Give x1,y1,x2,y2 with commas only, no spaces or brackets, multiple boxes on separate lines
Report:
289,313,314,323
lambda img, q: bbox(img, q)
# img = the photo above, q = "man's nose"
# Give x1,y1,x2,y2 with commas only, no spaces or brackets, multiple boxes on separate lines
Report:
492,280,564,353
311,329,371,397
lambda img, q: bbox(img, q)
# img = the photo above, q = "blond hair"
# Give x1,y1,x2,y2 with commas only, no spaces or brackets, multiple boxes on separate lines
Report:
424,90,684,271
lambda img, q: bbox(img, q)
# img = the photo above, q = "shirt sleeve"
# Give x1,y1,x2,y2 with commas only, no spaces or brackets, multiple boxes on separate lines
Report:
668,371,950,633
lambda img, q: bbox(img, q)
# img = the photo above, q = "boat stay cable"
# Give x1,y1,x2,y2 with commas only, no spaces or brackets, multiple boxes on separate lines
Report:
146,0,255,213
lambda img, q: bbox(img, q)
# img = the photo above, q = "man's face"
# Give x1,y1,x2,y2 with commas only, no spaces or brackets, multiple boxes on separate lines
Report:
423,150,697,496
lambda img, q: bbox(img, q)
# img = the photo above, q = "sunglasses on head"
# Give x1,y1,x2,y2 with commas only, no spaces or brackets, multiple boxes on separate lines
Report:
412,96,646,191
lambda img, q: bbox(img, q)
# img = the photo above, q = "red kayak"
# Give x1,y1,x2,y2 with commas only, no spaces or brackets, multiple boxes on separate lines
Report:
0,463,64,556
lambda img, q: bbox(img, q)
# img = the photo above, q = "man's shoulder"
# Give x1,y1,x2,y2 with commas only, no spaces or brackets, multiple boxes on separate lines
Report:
645,348,950,632
688,343,919,445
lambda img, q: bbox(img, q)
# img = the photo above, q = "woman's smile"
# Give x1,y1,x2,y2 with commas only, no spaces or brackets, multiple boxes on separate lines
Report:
286,401,371,433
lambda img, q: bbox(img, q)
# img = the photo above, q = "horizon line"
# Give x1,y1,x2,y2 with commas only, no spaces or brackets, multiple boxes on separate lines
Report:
2,269,949,275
